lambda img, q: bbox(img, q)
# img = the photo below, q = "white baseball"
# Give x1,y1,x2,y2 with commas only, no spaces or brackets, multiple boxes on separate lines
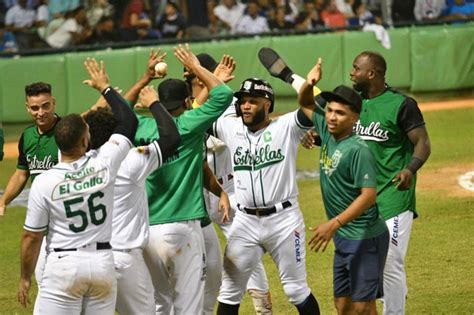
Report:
154,62,168,76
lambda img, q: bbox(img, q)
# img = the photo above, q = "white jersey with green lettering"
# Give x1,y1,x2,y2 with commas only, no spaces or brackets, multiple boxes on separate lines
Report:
212,110,310,208
24,134,131,252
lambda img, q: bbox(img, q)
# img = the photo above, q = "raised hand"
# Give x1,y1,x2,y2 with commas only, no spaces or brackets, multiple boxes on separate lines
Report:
214,54,236,83
146,48,167,80
137,86,159,109
174,44,200,73
82,58,110,92
307,57,322,86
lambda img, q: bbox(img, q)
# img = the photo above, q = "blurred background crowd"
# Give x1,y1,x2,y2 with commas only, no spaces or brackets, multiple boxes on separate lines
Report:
1,0,473,53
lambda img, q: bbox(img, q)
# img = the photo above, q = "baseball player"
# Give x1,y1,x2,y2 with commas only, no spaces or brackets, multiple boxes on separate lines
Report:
261,48,431,315
0,82,60,290
83,86,181,314
212,78,320,315
298,59,389,314
133,44,234,315
17,58,138,314
186,53,273,314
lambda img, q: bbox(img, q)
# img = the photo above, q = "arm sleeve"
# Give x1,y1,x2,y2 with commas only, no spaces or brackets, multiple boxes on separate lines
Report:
149,101,181,162
102,86,138,142
296,108,314,128
396,97,425,133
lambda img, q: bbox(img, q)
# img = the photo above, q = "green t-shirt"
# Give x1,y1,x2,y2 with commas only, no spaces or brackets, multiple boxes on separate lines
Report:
355,89,422,219
312,107,387,240
17,122,59,182
134,84,234,225
0,126,4,161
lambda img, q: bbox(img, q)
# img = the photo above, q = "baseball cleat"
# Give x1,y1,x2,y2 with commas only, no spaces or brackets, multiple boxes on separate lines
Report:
258,47,294,83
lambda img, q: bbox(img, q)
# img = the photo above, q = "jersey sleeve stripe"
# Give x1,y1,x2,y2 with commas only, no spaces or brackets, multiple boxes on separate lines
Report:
23,224,48,232
294,111,313,130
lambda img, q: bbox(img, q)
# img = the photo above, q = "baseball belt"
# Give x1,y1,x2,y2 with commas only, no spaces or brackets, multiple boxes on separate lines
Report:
53,242,111,252
237,200,292,217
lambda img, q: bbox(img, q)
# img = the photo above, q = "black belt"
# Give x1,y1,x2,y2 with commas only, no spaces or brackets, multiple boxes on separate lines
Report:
53,242,111,252
217,174,233,185
238,201,292,217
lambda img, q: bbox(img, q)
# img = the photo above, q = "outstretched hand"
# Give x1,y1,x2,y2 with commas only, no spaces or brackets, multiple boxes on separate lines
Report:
174,44,200,73
83,58,110,92
137,86,159,109
146,48,167,80
307,57,322,86
214,54,236,83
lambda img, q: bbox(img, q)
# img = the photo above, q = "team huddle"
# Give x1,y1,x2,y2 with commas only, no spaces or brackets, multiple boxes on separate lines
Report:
0,44,430,315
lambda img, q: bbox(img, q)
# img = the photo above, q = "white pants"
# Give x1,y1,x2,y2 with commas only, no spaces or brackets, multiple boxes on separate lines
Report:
382,210,414,315
218,205,311,305
113,248,155,314
145,220,206,315
207,190,269,294
34,249,117,315
202,224,223,315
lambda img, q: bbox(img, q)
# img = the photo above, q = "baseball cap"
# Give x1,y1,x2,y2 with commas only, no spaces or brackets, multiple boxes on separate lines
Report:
158,79,190,111
234,78,275,112
320,85,362,113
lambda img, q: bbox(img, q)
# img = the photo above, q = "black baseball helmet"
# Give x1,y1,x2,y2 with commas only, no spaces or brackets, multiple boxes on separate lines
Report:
234,78,275,113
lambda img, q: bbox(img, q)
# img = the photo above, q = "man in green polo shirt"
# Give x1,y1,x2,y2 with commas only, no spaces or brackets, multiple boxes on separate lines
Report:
0,82,59,216
299,59,389,315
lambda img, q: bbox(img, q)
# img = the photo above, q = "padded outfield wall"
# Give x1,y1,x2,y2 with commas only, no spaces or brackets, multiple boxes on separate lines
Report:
0,24,472,122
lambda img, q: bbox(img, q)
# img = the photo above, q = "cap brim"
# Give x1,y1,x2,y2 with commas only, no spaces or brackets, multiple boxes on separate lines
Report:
234,90,270,100
320,91,355,107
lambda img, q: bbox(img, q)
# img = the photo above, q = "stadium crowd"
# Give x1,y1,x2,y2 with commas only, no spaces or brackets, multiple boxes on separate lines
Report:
1,0,473,53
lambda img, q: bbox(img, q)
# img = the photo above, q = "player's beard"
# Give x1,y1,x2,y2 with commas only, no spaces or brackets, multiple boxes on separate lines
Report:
242,106,266,129
352,80,369,96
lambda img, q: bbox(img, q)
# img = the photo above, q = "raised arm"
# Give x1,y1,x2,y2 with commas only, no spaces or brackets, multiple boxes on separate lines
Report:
298,58,322,121
194,54,236,106
83,58,138,142
123,48,167,105
174,44,224,92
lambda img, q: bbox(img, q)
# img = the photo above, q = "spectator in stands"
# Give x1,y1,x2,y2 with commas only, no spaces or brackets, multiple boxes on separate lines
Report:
120,0,154,41
0,20,18,52
444,0,474,22
352,1,381,25
414,0,446,22
295,0,324,30
274,0,299,22
156,1,186,39
4,0,36,49
87,15,119,44
179,0,212,39
235,0,269,34
213,0,246,34
269,5,295,31
46,5,92,48
335,0,355,18
392,0,416,23
35,0,48,40
321,0,346,29
86,0,114,28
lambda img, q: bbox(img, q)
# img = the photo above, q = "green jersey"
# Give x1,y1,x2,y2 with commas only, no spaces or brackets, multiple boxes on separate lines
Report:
133,84,234,225
17,119,59,181
354,88,425,220
312,107,387,240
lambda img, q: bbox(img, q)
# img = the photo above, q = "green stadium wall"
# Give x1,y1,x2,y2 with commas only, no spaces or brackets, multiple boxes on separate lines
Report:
1,23,472,122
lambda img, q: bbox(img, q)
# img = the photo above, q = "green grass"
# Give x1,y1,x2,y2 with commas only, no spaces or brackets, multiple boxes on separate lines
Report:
1,106,473,314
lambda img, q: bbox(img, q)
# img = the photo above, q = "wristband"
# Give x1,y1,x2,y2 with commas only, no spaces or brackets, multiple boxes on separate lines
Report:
335,216,343,227
406,156,425,174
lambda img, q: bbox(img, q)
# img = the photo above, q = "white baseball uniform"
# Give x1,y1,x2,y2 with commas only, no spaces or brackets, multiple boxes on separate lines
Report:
213,110,313,305
112,142,163,314
24,134,131,315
